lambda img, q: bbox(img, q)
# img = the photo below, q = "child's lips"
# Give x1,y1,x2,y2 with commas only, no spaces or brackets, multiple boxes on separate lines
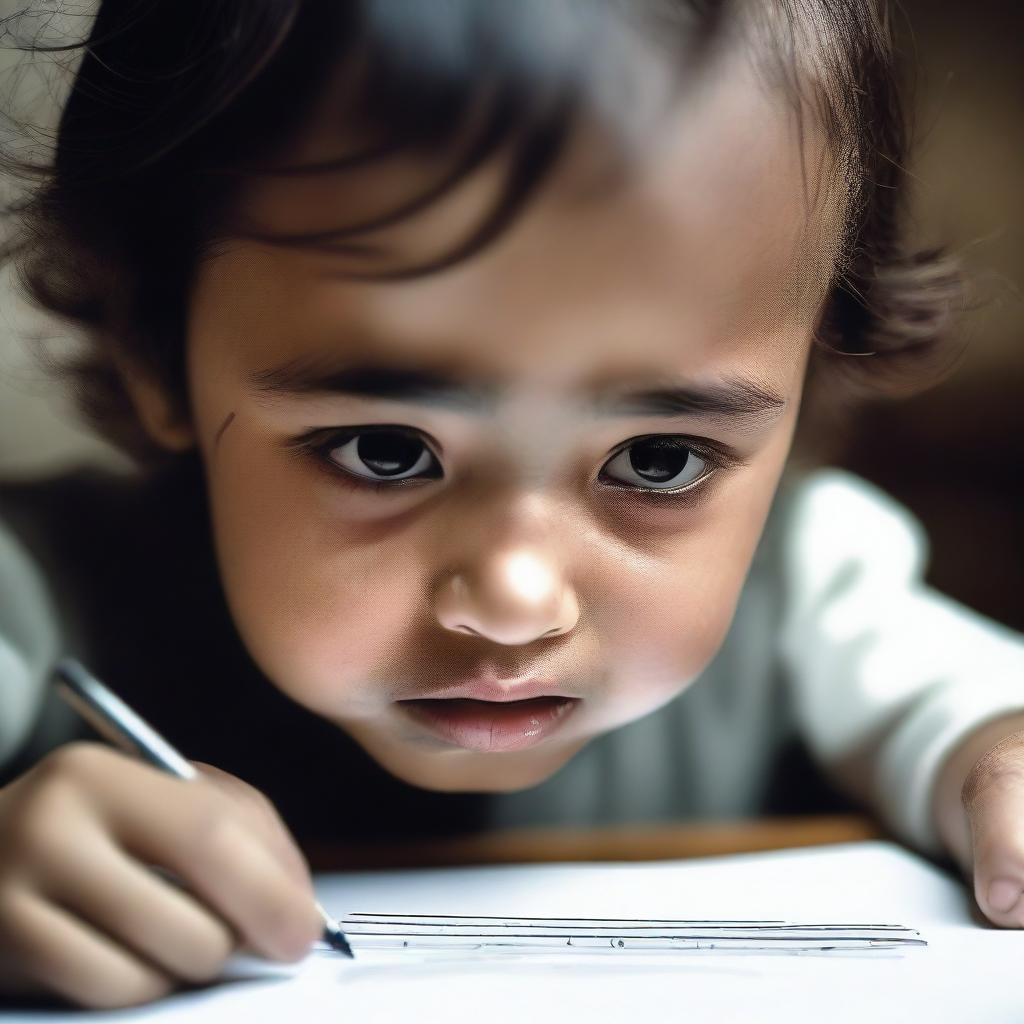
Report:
397,695,581,752
408,675,575,703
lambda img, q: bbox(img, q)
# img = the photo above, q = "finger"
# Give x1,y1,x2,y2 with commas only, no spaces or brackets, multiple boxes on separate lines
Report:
100,791,321,961
965,773,1024,927
0,892,173,1010
60,748,321,961
157,817,320,961
39,825,237,984
191,763,313,893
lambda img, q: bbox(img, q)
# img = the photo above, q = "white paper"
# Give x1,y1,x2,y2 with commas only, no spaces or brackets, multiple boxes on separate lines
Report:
2,841,1021,1024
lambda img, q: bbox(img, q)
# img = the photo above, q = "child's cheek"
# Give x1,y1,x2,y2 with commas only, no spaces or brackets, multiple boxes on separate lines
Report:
583,459,786,727
583,539,747,728
203,438,429,718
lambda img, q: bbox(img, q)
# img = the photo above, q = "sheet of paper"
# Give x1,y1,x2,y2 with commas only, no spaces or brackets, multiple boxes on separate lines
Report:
2,841,1021,1024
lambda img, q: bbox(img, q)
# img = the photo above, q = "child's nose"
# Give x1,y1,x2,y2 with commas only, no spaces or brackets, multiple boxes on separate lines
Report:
433,547,579,645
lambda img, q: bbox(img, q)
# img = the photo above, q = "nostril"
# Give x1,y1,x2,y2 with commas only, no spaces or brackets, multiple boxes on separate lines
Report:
456,625,480,636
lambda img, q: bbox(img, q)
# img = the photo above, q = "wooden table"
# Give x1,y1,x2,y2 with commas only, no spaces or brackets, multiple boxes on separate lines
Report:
304,814,883,872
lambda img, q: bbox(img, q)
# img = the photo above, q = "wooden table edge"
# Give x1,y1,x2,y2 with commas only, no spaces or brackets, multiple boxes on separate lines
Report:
304,814,885,872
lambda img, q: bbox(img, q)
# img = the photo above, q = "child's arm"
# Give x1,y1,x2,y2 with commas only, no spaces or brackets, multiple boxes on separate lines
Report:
775,470,1024,924
0,512,61,775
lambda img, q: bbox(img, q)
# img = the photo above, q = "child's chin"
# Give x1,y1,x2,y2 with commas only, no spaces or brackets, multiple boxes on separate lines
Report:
355,728,589,794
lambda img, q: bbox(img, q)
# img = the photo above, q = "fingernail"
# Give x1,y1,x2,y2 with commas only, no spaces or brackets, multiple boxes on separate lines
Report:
987,878,1022,914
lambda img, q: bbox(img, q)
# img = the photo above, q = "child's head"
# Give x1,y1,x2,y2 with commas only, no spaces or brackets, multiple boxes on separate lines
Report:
2,0,958,791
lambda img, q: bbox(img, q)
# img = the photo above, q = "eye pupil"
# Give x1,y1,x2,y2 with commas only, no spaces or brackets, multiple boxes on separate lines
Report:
357,433,423,477
629,439,690,483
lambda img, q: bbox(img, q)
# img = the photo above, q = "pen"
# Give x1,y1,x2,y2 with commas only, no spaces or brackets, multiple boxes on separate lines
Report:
52,656,354,959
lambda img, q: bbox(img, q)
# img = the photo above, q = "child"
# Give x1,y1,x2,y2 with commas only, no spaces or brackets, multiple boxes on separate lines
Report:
1,0,1023,1009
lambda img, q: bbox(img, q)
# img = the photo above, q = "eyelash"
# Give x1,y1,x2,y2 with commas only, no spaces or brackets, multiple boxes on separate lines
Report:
285,426,745,500
286,426,441,495
599,439,740,501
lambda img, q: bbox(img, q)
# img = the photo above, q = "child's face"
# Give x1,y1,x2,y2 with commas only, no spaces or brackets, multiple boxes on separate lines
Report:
148,53,842,791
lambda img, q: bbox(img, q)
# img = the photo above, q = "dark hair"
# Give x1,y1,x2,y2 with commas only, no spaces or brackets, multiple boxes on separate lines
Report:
1,0,961,465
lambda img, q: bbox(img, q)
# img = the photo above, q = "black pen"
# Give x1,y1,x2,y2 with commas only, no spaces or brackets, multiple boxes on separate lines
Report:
52,656,354,959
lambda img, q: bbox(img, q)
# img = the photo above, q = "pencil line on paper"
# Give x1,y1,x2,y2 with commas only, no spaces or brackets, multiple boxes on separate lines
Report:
342,930,923,943
333,912,927,956
345,913,786,924
344,918,915,933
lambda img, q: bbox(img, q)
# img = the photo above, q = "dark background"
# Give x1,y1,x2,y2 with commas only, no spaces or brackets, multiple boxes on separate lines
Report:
831,0,1024,632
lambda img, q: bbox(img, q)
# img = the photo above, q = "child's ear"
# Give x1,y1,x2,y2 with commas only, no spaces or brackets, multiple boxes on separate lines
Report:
113,353,196,452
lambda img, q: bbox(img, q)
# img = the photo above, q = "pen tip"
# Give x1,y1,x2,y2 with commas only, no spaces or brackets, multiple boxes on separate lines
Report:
324,922,355,958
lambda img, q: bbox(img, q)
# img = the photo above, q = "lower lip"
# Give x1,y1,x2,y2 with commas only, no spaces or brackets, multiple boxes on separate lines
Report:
398,696,580,752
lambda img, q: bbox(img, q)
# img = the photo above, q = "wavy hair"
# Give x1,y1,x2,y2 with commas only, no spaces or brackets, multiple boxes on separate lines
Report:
0,0,962,464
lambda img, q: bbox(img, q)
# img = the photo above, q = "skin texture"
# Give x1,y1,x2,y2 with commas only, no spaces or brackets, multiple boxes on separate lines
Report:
0,745,322,1008
932,714,1024,926
170,50,835,794
2,25,1022,1015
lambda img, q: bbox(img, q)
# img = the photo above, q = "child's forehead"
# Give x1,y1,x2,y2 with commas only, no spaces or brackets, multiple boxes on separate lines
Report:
203,43,843,389
234,34,844,258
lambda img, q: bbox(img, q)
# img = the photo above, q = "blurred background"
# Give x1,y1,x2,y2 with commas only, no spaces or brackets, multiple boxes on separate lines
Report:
832,0,1024,635
1,0,1022,632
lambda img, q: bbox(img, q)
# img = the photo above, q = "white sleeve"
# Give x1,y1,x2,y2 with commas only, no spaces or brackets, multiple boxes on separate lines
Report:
0,515,62,770
777,470,1024,856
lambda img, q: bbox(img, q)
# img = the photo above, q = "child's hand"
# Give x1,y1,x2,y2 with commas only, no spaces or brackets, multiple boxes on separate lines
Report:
961,728,1024,927
0,743,322,1009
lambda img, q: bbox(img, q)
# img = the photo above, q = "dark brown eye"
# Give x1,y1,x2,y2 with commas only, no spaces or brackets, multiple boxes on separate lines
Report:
601,438,709,490
325,431,440,482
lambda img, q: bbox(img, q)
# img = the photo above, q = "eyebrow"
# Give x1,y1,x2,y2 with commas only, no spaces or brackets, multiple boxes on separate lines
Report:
247,358,787,421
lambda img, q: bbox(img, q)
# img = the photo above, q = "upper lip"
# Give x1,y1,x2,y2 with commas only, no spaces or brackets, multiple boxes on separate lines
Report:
401,676,576,703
